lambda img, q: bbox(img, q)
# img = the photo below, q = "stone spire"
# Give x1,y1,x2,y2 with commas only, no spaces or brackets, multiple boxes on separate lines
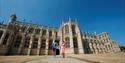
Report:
68,17,72,28
9,13,17,23
61,18,64,25
75,18,78,25
69,17,71,23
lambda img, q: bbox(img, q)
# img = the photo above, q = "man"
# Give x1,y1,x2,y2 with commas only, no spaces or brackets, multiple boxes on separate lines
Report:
51,41,58,56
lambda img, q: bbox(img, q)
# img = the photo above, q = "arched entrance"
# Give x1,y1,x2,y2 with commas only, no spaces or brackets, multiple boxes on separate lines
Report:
73,37,79,54
0,31,3,39
48,40,53,55
55,40,60,55
48,39,60,55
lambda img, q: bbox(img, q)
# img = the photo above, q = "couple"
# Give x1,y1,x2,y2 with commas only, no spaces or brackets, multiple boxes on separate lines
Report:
51,41,65,58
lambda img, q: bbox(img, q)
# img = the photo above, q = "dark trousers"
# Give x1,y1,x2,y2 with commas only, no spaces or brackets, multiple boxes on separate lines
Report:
52,48,56,56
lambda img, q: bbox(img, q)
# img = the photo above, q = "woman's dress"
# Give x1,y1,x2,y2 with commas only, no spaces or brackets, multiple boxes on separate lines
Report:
60,43,65,55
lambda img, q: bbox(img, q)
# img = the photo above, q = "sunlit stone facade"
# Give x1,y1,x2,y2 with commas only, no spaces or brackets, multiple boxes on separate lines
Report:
0,14,120,55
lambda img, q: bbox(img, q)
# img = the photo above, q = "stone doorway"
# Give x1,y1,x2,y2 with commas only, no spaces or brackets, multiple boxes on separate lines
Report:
55,40,60,55
73,37,79,54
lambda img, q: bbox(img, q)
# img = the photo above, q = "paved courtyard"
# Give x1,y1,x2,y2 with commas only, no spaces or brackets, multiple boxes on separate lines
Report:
69,52,125,63
26,56,88,63
0,52,125,63
0,55,88,63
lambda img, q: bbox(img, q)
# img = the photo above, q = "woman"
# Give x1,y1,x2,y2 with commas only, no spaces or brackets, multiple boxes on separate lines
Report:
60,41,65,58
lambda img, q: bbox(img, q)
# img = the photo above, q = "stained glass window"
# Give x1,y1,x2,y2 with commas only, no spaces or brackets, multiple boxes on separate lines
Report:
65,37,70,48
65,25,69,34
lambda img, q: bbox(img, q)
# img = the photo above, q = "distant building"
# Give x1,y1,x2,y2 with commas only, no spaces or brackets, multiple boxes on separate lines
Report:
0,14,120,55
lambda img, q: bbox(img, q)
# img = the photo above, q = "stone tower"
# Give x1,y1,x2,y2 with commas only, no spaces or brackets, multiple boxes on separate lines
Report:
9,14,17,24
59,18,84,54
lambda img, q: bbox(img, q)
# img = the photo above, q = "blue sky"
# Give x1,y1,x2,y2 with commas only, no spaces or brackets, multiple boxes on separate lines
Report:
0,0,125,46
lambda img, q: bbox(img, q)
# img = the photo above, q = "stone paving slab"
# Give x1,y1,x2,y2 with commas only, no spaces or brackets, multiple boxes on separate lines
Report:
69,52,125,63
1,52,124,63
0,56,45,63
25,56,89,63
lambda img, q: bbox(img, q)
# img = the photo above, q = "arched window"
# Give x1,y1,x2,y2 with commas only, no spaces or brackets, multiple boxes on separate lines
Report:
41,39,46,49
48,40,53,49
65,37,70,48
32,38,38,48
49,31,52,36
73,37,79,54
42,30,46,36
72,25,76,34
23,36,30,48
73,37,78,48
28,28,34,33
0,31,3,39
14,35,22,48
21,26,26,32
65,25,69,34
35,29,40,34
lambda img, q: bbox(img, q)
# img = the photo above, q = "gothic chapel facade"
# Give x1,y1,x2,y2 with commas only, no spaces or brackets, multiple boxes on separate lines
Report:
0,14,120,55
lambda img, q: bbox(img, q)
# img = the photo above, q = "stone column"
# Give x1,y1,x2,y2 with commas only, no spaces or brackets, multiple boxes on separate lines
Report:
97,44,101,53
102,47,106,53
69,20,74,54
27,34,34,55
52,30,55,42
45,39,49,55
17,34,25,55
0,30,6,45
94,46,98,54
109,44,113,52
6,33,13,47
105,45,108,53
45,29,49,55
75,19,84,54
76,30,84,54
106,45,110,52
95,42,99,54
93,43,97,54
103,45,107,53
89,42,92,53
37,29,42,55
59,25,63,47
